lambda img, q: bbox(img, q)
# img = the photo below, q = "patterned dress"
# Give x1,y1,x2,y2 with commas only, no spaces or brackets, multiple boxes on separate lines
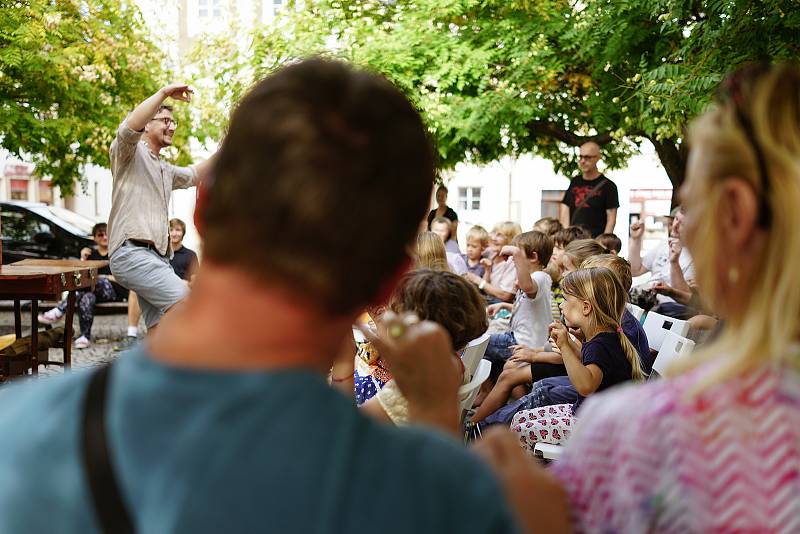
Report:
552,361,800,533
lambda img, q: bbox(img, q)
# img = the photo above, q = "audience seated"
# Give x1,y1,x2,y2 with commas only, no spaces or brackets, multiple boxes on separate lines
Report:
472,253,650,427
334,269,487,425
414,231,452,271
430,216,461,255
629,206,697,318
461,225,489,278
465,221,522,304
509,267,645,453
481,232,553,379
533,216,562,236
595,232,621,254
39,222,129,349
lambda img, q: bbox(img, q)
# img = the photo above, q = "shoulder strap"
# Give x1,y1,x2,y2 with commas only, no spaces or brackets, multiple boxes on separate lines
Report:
81,364,135,534
570,177,608,223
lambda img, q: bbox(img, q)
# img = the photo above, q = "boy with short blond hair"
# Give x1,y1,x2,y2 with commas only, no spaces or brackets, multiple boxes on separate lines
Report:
461,225,489,277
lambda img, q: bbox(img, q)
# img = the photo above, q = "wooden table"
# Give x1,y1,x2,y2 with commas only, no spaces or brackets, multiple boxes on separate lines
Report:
0,259,105,376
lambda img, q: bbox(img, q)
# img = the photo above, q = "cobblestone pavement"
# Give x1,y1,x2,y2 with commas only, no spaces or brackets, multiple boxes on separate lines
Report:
0,309,144,378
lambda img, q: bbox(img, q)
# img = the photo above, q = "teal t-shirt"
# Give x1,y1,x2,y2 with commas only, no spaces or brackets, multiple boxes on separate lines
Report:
0,349,519,533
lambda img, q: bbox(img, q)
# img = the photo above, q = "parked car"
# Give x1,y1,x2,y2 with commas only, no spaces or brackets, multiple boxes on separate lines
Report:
1,201,96,264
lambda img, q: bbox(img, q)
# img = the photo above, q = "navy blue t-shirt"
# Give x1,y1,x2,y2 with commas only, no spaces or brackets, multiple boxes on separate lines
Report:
621,309,652,374
574,331,633,413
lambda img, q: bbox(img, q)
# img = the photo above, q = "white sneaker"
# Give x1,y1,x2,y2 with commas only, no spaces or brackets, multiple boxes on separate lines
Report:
38,308,64,324
74,336,91,349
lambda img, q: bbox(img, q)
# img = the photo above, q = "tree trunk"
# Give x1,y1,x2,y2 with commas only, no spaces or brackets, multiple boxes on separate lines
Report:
648,136,687,208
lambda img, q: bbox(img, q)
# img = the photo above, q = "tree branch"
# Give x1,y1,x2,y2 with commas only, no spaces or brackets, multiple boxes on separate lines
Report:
526,120,613,146
648,135,687,206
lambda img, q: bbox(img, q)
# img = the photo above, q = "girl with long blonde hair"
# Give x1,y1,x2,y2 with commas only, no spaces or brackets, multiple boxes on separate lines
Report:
413,231,450,272
510,267,644,453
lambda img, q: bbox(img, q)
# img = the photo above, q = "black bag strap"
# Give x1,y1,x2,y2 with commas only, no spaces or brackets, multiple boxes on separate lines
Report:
570,177,608,224
81,364,135,534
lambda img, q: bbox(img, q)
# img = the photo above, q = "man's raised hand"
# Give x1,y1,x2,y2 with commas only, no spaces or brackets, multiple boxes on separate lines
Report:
161,84,194,102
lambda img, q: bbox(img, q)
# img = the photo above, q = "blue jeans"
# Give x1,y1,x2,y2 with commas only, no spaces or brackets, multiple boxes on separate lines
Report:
482,376,577,426
484,331,516,380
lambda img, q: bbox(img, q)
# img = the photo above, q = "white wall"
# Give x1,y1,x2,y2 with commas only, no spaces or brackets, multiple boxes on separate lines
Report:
439,141,674,259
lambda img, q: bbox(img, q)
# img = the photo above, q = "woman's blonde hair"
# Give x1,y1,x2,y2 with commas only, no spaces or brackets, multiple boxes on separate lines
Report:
674,63,800,384
561,267,646,382
492,221,522,243
414,231,450,271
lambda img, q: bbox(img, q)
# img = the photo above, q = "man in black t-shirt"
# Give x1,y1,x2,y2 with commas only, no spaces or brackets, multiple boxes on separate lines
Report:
559,142,619,237
169,218,198,281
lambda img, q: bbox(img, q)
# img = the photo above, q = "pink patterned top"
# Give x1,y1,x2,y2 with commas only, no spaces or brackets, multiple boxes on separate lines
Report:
553,362,800,533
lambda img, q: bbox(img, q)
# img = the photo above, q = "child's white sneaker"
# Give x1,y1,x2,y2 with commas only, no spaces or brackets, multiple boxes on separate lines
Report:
38,308,64,324
74,336,91,349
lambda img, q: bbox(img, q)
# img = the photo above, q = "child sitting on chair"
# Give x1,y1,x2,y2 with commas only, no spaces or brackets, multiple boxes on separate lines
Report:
510,267,646,454
482,231,553,376
331,269,487,425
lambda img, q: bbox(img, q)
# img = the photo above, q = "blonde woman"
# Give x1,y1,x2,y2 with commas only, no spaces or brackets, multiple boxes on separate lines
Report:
540,63,800,532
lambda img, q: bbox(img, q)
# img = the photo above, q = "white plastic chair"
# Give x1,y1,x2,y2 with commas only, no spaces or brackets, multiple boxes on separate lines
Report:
642,311,690,352
625,302,645,322
652,331,695,377
533,442,564,461
460,333,490,380
458,359,491,416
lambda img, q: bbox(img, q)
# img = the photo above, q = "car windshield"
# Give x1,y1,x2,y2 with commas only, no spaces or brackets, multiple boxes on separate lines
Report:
37,205,96,236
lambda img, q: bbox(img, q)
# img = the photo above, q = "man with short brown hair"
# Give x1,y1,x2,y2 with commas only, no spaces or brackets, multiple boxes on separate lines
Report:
107,84,215,331
0,59,525,533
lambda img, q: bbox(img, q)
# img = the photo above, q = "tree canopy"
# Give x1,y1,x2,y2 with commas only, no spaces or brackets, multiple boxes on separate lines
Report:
193,0,800,195
0,0,165,194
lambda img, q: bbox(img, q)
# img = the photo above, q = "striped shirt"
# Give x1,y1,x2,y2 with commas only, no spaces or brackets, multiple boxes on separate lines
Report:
554,361,800,533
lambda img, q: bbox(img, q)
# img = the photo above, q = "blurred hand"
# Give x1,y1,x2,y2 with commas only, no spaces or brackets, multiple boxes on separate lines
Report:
80,247,92,261
630,221,644,240
471,428,572,534
509,345,537,364
359,311,460,430
548,321,570,350
486,303,502,317
160,83,193,102
480,258,493,269
651,281,675,297
668,237,682,263
500,245,520,257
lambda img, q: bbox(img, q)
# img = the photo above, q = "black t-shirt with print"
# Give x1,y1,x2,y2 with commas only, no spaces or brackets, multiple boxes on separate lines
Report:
561,174,619,237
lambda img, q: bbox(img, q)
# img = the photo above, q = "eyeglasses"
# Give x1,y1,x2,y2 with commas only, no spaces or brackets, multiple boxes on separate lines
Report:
578,154,598,160
716,62,772,228
150,116,178,128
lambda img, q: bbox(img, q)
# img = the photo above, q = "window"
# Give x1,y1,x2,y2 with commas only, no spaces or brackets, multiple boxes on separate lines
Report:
10,178,29,201
541,189,565,219
458,187,481,211
199,8,207,16
0,209,52,242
